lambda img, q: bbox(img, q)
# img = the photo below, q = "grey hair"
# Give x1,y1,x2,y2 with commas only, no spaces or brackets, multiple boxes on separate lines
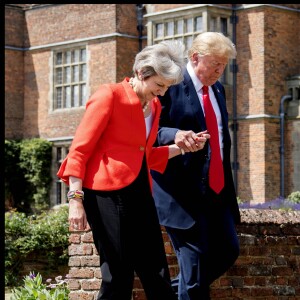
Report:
188,32,237,60
133,40,185,85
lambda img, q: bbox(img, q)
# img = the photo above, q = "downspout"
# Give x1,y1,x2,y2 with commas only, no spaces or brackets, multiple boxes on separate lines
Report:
231,4,238,190
279,94,292,198
136,4,144,52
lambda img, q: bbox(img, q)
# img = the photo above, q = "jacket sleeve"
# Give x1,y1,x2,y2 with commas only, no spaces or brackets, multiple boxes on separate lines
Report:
147,145,169,173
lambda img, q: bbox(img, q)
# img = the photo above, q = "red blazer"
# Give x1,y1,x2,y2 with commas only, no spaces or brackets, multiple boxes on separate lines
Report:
57,78,169,191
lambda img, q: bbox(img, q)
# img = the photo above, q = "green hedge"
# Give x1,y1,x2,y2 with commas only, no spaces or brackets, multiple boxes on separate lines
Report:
5,205,69,287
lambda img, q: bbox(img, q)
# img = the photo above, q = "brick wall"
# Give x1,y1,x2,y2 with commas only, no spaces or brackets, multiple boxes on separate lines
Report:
19,250,69,283
15,4,139,140
235,5,300,202
5,6,25,139
67,209,300,300
5,3,300,213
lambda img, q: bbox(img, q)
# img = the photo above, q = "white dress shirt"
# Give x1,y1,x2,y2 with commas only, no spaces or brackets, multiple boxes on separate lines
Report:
186,61,224,160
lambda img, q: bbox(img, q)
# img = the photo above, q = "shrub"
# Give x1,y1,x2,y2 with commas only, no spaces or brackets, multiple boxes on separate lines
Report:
19,138,53,213
5,205,69,287
236,196,243,204
287,191,300,204
238,192,300,211
5,138,53,214
11,271,69,300
5,140,31,213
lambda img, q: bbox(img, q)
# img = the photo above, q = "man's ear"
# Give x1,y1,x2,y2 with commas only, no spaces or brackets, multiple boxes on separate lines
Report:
192,52,199,65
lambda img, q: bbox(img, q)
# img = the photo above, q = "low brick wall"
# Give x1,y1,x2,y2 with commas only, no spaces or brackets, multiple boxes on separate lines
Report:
68,209,300,300
19,249,69,283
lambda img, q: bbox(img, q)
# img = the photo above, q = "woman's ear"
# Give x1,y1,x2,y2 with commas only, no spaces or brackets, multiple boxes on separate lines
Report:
138,73,143,80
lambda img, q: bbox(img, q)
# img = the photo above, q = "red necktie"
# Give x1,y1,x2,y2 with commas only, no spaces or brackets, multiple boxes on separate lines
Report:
202,85,224,194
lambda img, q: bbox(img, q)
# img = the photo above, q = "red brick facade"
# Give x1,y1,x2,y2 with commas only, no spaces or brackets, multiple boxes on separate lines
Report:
5,4,300,299
6,4,139,140
5,4,299,203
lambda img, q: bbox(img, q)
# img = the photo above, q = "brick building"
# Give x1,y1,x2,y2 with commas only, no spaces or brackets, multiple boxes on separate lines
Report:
5,4,300,206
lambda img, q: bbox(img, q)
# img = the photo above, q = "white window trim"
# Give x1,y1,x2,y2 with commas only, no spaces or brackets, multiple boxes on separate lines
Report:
50,44,89,112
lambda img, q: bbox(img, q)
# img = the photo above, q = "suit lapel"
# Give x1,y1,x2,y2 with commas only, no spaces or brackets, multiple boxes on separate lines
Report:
183,71,207,130
211,83,230,143
212,84,226,119
146,97,169,150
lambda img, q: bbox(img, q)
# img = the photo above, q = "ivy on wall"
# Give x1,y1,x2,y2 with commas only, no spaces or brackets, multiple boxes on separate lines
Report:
5,138,53,214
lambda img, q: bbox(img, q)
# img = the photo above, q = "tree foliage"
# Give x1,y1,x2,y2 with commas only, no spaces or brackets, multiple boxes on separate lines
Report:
5,138,53,214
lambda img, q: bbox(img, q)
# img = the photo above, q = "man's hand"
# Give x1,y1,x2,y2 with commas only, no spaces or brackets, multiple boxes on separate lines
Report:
175,130,210,153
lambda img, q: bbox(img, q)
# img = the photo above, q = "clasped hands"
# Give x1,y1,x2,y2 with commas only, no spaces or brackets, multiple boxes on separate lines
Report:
175,130,210,154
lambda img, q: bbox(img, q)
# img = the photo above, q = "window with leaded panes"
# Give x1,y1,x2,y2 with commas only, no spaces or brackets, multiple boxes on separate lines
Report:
54,144,70,204
53,48,87,110
147,6,233,85
153,16,204,51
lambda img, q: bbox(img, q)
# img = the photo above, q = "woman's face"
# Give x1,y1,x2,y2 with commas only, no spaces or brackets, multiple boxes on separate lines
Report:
137,74,173,103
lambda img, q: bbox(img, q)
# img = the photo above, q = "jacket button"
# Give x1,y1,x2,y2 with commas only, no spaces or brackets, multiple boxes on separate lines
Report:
139,146,145,151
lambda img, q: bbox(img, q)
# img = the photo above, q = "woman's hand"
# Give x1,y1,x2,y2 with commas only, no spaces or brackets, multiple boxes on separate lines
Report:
68,176,89,231
68,199,89,231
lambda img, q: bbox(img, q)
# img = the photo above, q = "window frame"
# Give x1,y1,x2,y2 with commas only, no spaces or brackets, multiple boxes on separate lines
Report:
145,5,233,85
50,142,71,206
52,46,87,110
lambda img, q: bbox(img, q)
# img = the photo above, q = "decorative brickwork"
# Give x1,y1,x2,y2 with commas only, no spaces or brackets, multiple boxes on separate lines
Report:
67,209,300,299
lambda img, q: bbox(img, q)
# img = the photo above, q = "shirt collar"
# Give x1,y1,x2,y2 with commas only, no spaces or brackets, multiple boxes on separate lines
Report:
187,61,204,92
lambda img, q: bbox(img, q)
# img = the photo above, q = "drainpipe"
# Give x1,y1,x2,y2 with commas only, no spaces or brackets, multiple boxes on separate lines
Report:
231,4,238,190
136,4,144,52
279,94,292,198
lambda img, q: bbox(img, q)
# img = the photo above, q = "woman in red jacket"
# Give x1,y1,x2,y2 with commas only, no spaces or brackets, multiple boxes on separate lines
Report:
57,40,209,300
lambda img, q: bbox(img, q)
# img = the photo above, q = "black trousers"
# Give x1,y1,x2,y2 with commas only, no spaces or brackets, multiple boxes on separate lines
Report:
83,159,177,300
166,200,240,300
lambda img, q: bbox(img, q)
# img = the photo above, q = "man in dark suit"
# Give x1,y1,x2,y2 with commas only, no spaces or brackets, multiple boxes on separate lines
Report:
151,32,241,300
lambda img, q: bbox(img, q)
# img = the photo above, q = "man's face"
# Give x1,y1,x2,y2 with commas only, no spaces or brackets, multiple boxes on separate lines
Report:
193,53,228,86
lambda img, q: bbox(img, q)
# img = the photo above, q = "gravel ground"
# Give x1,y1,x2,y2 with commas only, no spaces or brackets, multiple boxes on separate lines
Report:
240,208,300,224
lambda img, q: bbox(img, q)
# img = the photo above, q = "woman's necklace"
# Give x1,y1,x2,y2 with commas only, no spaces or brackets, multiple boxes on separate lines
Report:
129,77,149,113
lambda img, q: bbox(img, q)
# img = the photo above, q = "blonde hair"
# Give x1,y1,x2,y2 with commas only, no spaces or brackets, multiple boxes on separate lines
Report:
133,40,186,85
188,32,236,60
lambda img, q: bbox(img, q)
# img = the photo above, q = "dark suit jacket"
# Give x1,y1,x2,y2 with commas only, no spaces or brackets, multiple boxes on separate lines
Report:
151,70,241,229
